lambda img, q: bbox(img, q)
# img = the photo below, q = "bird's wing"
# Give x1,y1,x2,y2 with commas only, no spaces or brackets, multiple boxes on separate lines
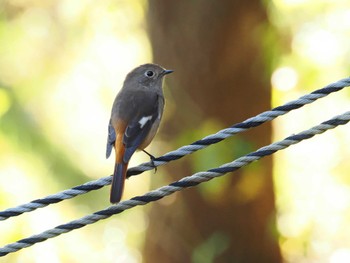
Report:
106,119,116,159
122,94,160,163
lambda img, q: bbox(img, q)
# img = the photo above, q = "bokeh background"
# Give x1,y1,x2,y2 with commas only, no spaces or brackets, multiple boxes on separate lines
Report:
0,0,350,262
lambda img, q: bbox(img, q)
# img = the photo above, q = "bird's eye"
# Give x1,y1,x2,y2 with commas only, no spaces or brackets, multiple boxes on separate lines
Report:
145,70,154,78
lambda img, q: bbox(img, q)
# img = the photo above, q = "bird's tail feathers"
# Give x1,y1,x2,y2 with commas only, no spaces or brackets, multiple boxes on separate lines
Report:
110,162,128,203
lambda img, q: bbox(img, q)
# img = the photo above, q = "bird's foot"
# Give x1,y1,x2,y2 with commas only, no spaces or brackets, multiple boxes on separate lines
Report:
142,150,157,173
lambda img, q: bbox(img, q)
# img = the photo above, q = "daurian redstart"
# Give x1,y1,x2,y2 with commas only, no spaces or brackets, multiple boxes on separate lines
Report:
106,64,173,203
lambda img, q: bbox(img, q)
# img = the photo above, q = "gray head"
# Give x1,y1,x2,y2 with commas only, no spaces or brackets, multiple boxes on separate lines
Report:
123,63,173,89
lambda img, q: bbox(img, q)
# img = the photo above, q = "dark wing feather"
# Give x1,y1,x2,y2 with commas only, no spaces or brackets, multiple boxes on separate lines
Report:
106,119,116,159
122,95,160,163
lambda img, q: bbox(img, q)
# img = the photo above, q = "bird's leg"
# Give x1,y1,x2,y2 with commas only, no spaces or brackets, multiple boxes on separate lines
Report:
142,150,157,173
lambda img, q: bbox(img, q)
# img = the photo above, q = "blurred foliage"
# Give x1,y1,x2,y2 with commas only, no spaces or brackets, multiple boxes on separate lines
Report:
267,1,350,263
0,0,150,262
192,232,230,263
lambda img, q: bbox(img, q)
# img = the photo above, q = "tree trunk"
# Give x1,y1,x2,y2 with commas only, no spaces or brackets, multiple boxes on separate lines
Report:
143,1,281,262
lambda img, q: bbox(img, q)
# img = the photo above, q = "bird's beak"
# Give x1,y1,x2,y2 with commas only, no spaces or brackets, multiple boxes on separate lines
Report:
163,69,174,75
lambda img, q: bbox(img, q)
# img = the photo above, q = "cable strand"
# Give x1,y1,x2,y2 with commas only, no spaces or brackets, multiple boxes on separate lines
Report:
1,111,349,257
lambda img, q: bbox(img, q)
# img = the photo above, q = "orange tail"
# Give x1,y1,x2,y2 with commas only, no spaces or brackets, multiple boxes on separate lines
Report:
110,162,128,203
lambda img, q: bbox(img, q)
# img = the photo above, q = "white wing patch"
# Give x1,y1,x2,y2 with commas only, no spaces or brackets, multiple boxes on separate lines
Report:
138,115,153,129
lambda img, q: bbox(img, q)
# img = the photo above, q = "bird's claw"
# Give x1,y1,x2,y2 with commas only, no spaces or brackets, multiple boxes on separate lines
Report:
142,150,157,173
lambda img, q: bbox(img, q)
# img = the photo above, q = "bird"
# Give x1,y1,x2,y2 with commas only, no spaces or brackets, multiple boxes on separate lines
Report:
106,63,173,203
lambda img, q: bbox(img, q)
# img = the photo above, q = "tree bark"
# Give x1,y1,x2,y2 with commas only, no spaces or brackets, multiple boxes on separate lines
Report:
144,1,281,262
